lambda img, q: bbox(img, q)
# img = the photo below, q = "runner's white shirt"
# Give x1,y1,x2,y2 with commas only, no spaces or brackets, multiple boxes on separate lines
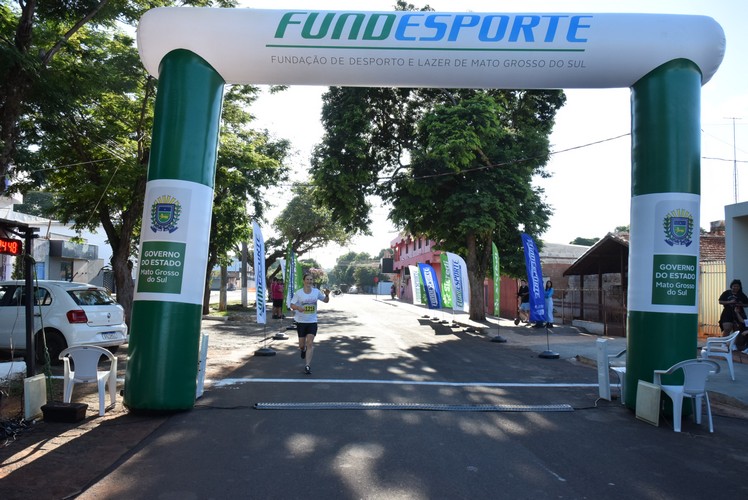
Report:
290,287,326,323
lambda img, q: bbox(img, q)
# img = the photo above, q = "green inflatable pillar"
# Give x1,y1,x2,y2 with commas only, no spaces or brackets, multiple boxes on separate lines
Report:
124,49,224,411
626,59,702,408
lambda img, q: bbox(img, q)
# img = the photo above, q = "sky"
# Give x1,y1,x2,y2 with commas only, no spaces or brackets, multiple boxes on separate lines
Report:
238,0,748,268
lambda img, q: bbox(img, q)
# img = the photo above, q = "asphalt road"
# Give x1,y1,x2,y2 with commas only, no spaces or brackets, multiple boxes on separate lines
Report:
72,293,748,499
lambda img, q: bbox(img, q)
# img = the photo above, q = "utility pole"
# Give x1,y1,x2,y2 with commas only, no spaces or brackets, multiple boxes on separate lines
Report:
727,117,741,203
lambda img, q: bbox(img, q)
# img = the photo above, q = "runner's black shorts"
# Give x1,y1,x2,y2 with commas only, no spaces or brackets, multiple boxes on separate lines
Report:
297,323,318,337
272,299,283,307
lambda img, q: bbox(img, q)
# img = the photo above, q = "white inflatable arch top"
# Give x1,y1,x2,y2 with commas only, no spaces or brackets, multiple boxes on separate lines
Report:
137,8,724,89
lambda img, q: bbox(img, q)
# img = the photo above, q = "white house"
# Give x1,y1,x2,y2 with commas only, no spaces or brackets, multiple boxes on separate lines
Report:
0,194,112,286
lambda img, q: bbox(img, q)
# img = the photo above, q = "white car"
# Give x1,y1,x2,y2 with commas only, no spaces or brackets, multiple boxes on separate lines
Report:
0,280,128,364
348,285,358,294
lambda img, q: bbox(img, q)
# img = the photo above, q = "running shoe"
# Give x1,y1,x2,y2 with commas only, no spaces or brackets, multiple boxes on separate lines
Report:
305,365,311,375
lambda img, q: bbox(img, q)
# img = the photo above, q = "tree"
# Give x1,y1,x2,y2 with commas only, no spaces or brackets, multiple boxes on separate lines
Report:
263,183,352,275
12,191,54,216
201,85,292,314
11,26,155,325
570,237,599,246
7,8,286,322
0,1,235,191
312,86,565,320
353,265,378,289
328,251,373,286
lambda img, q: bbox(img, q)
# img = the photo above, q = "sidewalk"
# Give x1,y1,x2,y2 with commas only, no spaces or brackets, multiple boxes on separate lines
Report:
420,301,748,411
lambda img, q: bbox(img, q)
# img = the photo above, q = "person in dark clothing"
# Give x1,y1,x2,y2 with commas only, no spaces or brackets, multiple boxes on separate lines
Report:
720,279,748,351
517,280,530,325
719,279,748,335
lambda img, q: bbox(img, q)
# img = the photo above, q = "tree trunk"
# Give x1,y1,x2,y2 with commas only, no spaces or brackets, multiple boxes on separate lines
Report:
466,231,492,322
203,254,218,315
219,264,227,311
111,249,134,328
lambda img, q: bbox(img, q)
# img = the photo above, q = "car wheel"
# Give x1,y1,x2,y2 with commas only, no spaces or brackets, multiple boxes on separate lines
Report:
35,330,67,366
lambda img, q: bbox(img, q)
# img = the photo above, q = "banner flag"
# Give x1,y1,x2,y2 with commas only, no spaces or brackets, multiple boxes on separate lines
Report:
279,257,286,310
418,263,442,309
521,233,546,322
284,245,294,312
252,221,266,324
492,242,500,315
440,253,453,309
295,259,303,292
446,252,470,313
408,265,422,305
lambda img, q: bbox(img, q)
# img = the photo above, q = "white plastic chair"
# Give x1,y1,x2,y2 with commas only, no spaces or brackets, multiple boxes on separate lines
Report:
700,331,740,381
59,345,118,416
653,359,720,433
608,349,627,404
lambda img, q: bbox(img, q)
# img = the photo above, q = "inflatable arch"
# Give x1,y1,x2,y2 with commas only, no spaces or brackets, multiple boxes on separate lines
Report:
126,8,725,411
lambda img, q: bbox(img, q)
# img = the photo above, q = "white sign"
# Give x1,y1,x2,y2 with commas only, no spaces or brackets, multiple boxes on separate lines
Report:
137,8,724,89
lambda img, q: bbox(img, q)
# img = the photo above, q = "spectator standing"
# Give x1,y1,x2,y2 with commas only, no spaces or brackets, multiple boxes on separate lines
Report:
516,279,530,325
544,280,554,327
271,278,285,319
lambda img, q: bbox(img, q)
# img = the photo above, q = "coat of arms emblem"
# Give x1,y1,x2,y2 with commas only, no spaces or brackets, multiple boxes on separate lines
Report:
663,208,693,247
150,195,181,233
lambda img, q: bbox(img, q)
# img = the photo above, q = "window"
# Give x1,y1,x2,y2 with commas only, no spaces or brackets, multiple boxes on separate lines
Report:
69,289,115,306
9,286,52,306
0,285,12,306
60,261,73,281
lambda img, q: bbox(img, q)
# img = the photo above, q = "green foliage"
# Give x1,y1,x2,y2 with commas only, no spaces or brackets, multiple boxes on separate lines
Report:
311,85,565,319
210,86,291,269
353,265,378,288
13,191,55,217
265,183,352,270
327,251,374,286
2,3,292,319
570,237,599,246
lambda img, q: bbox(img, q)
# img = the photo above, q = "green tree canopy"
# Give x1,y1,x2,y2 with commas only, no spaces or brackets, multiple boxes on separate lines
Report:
570,237,599,246
311,87,564,320
263,183,352,277
0,0,237,191
5,4,290,320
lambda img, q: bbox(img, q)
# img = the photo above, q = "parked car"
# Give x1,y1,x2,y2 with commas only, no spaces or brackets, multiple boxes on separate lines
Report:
0,280,128,364
348,285,358,294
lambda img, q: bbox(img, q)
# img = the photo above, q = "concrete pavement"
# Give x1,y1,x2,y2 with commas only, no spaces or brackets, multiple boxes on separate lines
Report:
4,293,748,499
436,302,748,411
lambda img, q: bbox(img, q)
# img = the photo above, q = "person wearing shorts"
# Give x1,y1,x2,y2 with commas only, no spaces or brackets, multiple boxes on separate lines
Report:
271,278,285,319
518,279,530,324
289,273,330,374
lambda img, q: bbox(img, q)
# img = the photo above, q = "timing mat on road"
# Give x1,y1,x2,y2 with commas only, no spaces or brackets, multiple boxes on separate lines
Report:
254,402,574,412
208,377,603,389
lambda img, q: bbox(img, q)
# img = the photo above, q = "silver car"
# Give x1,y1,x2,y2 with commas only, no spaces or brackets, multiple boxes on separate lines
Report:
0,280,128,364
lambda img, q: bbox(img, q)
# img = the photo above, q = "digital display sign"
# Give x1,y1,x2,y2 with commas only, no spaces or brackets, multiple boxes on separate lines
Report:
0,237,22,256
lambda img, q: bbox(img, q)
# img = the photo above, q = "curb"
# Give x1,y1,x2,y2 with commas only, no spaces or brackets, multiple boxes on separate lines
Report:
202,315,228,322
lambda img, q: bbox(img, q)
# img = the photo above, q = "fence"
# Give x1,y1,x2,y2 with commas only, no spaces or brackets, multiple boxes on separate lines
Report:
555,288,627,337
551,261,724,338
699,261,725,338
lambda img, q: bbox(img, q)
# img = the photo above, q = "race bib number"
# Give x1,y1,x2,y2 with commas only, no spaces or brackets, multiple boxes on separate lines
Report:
303,305,316,314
